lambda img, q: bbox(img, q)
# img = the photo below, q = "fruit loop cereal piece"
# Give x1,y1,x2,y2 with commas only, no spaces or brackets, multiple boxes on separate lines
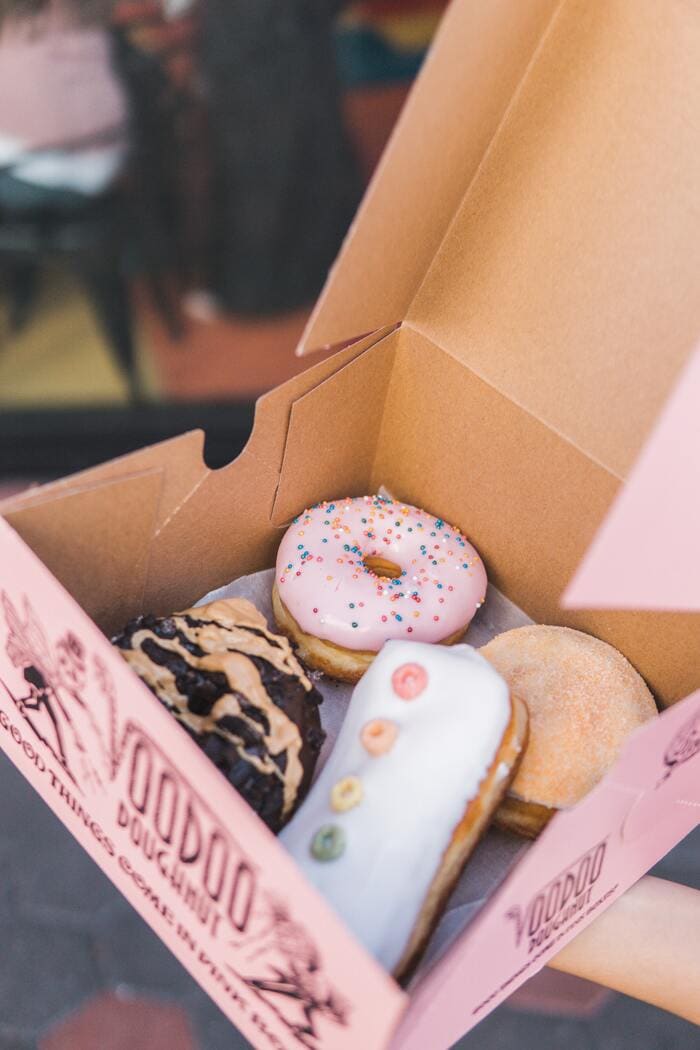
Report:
361,718,398,756
331,775,364,812
392,662,428,699
310,824,346,861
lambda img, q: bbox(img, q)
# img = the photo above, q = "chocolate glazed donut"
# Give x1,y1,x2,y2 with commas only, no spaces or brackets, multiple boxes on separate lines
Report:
113,598,325,832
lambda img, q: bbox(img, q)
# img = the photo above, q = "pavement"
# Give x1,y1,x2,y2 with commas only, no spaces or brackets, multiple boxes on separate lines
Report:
0,752,697,1050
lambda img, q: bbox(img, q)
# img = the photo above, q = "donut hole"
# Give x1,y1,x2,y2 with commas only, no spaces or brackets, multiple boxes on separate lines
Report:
363,555,402,580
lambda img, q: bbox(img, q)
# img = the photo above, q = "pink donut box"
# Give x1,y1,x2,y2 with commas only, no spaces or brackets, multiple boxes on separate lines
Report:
0,2,699,1048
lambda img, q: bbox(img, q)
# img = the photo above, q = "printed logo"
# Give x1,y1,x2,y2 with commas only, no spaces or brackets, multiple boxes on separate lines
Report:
506,839,606,954
1,591,112,793
113,724,259,939
0,589,349,1049
231,894,350,1049
659,711,700,785
111,711,349,1048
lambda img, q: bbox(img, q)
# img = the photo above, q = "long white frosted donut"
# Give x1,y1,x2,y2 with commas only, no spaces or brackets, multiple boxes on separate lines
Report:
280,641,511,974
275,495,487,652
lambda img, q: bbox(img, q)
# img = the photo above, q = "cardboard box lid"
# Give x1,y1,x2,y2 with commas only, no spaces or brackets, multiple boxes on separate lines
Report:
300,0,700,480
300,0,559,353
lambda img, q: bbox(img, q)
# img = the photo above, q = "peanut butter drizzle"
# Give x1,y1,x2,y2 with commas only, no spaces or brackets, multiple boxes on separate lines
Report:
185,599,313,691
121,598,310,817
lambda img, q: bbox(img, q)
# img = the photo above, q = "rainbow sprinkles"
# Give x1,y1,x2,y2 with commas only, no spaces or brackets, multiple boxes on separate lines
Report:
275,495,487,652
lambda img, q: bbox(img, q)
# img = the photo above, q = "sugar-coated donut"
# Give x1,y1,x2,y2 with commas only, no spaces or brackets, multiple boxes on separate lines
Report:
481,626,657,838
280,641,528,980
113,598,325,832
273,495,487,682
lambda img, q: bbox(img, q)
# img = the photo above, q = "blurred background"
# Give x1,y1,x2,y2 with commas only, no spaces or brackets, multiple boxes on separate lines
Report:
0,2,698,1048
0,0,445,479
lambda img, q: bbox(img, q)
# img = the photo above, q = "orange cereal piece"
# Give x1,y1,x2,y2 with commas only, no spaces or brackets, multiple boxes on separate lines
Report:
361,718,398,756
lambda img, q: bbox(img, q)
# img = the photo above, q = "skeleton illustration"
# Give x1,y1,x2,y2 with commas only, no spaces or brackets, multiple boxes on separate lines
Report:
660,711,700,783
231,893,349,1047
2,592,109,793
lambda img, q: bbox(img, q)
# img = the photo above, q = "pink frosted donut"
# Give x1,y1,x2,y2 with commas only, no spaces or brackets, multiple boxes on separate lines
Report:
272,495,487,681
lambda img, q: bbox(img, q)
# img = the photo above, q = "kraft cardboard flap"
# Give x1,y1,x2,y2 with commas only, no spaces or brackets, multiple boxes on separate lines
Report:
3,472,163,634
241,326,399,476
143,329,398,612
302,0,700,484
0,331,393,622
298,0,560,355
270,335,398,525
408,0,700,479
0,430,209,536
0,331,395,625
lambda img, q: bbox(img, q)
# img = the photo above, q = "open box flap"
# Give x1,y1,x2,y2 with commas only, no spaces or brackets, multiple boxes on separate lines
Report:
0,329,395,625
302,0,700,483
395,687,700,1049
0,431,209,537
565,345,700,611
0,518,407,1050
140,327,398,610
270,335,397,525
408,0,700,479
3,472,163,634
297,0,560,356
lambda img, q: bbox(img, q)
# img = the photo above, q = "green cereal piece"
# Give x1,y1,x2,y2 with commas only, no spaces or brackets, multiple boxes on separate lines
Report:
310,824,346,862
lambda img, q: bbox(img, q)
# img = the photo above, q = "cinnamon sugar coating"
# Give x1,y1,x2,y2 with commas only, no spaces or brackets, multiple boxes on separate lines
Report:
481,626,656,809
